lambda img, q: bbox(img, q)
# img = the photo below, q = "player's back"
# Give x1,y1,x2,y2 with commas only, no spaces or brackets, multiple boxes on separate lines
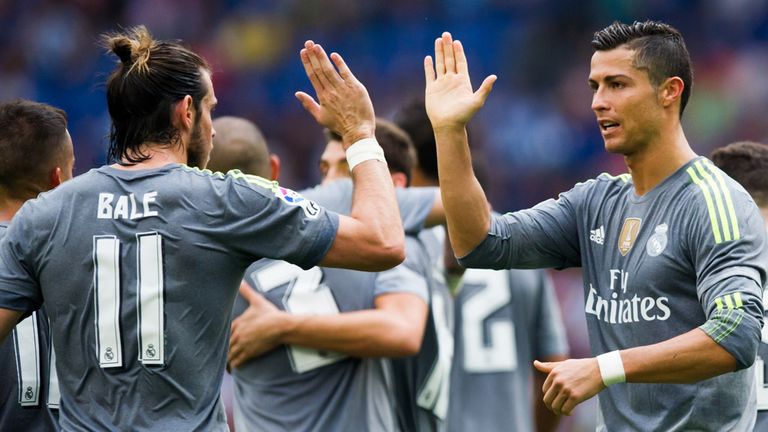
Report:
0,223,59,431
448,267,567,432
232,262,398,432
390,228,454,432
0,164,337,431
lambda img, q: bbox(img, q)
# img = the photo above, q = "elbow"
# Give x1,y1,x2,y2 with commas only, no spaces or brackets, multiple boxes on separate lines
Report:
388,328,423,357
367,241,405,272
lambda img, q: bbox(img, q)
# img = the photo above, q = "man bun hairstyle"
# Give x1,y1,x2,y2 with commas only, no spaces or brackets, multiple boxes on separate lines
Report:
103,26,210,164
592,20,693,117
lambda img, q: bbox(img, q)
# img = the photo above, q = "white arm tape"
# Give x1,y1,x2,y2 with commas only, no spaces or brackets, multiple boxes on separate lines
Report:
346,138,386,172
596,350,626,386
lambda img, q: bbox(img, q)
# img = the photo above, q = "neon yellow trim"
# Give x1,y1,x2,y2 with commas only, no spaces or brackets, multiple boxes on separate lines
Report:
733,292,743,308
695,161,731,241
724,294,734,310
704,160,740,240
687,167,722,244
715,297,724,311
716,310,743,343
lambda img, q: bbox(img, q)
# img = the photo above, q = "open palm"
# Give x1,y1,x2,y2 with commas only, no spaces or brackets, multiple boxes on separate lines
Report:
424,32,497,130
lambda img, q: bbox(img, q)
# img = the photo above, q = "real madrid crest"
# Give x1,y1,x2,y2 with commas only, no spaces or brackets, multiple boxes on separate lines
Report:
646,223,668,257
618,218,642,256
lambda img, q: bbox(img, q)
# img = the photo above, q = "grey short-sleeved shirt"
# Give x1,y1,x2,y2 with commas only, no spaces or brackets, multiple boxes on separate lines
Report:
461,157,767,431
231,181,433,432
0,164,338,431
0,223,58,432
448,268,568,432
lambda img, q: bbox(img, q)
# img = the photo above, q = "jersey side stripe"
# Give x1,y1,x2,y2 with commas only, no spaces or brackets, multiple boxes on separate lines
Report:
686,167,723,244
694,161,732,241
703,160,740,240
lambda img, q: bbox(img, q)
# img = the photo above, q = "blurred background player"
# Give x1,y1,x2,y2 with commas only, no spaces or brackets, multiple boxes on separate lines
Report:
711,141,768,432
426,23,766,431
0,99,74,432
396,100,569,432
0,26,406,431
222,117,434,431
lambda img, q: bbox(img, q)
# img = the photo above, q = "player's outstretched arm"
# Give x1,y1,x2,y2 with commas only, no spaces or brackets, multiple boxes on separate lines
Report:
229,283,428,367
296,41,404,271
425,32,497,258
0,308,22,344
533,327,739,416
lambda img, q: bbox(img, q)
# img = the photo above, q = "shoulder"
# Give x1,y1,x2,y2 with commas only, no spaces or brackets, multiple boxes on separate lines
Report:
558,172,632,203
679,158,759,244
177,165,279,195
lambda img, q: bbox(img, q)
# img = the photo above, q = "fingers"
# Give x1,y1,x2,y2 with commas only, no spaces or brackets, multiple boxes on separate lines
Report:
295,91,321,120
434,37,445,77
441,32,456,74
300,45,324,92
454,40,468,75
309,44,342,89
550,390,569,416
474,74,497,104
533,360,553,373
239,281,261,305
330,52,356,83
424,56,435,83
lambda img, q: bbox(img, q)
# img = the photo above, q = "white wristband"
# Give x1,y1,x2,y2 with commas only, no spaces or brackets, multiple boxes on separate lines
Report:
346,138,386,172
596,350,626,386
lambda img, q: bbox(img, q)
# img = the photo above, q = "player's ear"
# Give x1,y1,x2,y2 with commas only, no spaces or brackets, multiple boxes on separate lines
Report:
172,95,194,130
391,172,407,189
49,167,63,189
659,76,684,110
270,154,281,181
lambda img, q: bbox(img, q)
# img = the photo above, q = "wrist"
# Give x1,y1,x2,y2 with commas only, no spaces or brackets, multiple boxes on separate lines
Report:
346,138,386,171
431,123,467,137
341,125,375,149
596,350,626,386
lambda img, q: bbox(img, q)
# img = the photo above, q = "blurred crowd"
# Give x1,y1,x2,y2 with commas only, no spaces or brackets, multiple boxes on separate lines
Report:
2,1,767,430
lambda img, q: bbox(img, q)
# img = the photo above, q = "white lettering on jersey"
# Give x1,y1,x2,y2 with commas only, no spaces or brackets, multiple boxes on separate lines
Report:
97,192,159,220
590,225,605,245
585,268,671,323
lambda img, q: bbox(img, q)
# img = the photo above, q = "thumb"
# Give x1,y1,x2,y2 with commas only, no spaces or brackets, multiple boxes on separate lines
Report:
239,281,261,305
295,91,321,120
534,360,554,373
474,74,497,105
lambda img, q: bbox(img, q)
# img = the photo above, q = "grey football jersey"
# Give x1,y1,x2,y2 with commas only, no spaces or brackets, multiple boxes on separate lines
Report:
0,223,59,432
391,227,454,432
755,283,768,431
232,236,428,432
0,164,338,431
447,268,568,432
460,157,766,431
300,178,437,235
230,180,434,432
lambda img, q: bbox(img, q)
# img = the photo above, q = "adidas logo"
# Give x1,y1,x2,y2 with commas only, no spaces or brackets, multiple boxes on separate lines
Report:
590,226,605,245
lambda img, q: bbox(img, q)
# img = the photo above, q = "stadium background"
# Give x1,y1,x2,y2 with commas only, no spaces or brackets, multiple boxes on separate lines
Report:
2,0,767,430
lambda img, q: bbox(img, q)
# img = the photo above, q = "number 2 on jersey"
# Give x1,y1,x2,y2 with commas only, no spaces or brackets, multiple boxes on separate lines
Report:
461,269,517,372
93,233,164,368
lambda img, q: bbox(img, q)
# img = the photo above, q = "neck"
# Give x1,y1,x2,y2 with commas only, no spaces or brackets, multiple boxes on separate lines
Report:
113,143,187,170
0,195,25,222
624,124,696,196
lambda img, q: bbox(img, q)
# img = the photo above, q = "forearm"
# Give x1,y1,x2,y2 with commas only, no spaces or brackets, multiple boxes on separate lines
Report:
622,328,737,383
280,309,421,358
434,126,490,257
349,158,404,260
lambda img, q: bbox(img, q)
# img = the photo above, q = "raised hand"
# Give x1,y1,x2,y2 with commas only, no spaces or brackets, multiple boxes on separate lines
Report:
295,41,375,148
533,357,606,416
424,32,497,131
228,282,287,368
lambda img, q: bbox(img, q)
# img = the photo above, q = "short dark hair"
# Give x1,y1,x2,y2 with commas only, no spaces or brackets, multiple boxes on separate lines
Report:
711,141,768,207
0,99,69,200
394,99,437,182
592,20,693,117
208,116,271,178
103,26,210,164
